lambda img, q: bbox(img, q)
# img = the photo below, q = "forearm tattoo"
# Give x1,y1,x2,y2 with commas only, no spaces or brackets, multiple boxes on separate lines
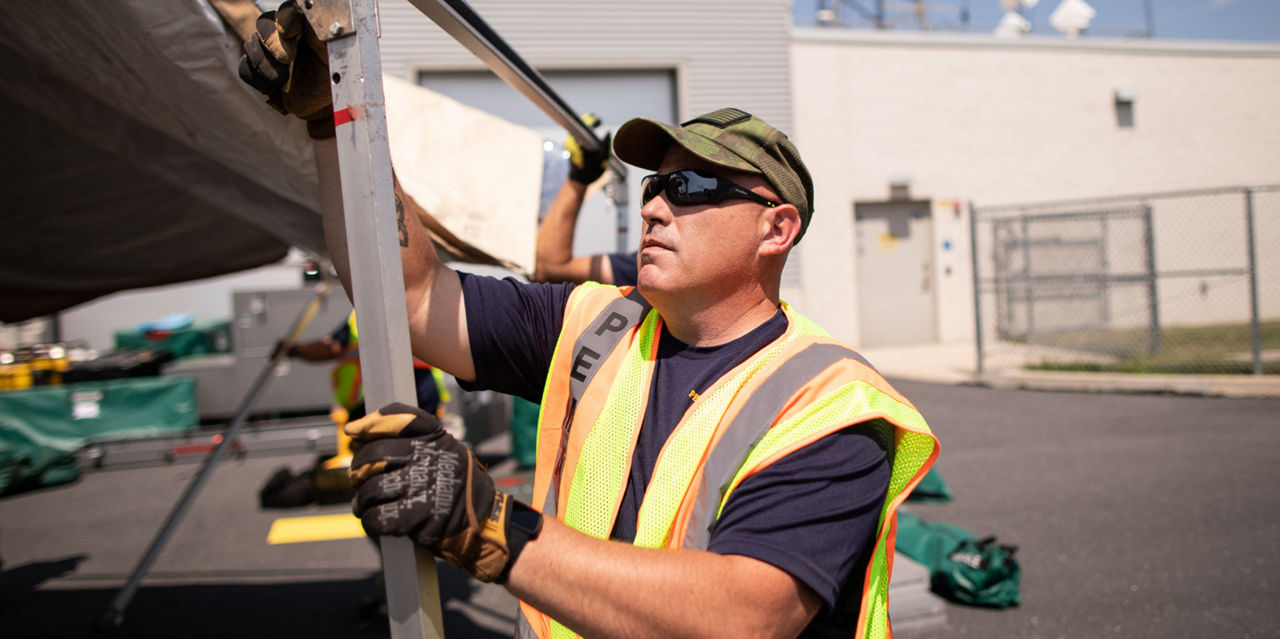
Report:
395,195,409,247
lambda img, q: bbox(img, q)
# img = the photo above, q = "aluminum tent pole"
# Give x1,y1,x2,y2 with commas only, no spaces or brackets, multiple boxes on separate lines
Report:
404,0,630,251
299,0,444,637
405,0,625,177
96,285,328,630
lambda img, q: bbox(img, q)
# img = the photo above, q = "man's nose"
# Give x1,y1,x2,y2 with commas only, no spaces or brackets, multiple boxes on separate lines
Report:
641,194,672,226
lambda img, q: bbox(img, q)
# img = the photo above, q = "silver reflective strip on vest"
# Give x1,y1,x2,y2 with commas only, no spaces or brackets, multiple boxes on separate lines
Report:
516,612,538,639
543,288,651,519
567,288,651,402
683,342,869,549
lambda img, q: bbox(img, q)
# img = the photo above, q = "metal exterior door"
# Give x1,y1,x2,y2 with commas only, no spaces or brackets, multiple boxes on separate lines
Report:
856,201,937,347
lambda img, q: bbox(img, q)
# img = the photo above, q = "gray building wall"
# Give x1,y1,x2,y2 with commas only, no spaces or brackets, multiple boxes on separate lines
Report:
377,0,796,132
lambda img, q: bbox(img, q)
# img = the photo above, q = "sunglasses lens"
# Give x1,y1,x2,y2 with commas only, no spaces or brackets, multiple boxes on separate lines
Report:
641,175,662,204
641,170,758,207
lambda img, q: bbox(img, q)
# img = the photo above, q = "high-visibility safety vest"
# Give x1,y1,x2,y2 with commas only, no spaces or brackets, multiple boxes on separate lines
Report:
331,312,450,410
331,312,363,409
516,283,939,639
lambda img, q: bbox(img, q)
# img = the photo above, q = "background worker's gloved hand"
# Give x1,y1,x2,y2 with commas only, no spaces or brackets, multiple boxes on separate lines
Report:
347,403,531,583
565,113,611,185
237,1,335,139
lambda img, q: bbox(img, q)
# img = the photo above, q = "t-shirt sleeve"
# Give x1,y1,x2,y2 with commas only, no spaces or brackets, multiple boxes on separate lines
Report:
329,320,351,348
457,271,575,403
706,422,891,612
608,251,639,288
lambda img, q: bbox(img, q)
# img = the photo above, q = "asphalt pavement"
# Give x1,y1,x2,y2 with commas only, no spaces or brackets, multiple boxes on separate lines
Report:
2,347,1279,638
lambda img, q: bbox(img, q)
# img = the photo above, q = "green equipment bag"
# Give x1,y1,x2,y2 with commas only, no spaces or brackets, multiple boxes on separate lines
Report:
905,467,954,504
896,510,1022,609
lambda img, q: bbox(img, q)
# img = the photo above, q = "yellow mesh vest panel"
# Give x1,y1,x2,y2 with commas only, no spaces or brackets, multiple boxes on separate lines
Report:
541,283,614,639
549,310,655,639
561,310,659,539
720,380,935,639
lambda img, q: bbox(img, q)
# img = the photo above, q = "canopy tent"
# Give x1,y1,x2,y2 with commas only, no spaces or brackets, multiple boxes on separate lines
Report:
0,0,543,324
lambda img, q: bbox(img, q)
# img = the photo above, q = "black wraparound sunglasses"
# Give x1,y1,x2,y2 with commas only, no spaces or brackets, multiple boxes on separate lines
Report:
641,169,778,208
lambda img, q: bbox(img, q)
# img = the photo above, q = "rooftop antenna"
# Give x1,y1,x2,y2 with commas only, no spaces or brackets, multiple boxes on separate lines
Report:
1049,0,1096,38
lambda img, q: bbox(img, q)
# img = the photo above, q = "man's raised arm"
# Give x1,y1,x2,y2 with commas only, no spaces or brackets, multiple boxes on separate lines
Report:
312,137,476,382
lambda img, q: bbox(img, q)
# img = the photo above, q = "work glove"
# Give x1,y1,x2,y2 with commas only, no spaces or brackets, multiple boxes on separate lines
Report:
347,403,537,583
237,1,335,139
565,114,611,185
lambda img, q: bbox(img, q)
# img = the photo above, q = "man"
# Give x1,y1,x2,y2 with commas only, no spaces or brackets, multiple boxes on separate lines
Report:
240,9,937,637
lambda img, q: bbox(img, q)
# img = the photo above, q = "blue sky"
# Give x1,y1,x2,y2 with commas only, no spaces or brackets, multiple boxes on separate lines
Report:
792,0,1280,41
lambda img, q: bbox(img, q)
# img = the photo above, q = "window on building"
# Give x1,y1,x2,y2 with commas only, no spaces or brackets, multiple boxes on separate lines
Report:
1114,88,1137,128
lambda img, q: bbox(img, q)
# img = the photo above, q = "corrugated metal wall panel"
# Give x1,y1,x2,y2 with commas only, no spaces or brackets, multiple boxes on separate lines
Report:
377,0,795,134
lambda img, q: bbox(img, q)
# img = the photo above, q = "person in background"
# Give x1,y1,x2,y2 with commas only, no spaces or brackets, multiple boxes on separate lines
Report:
533,115,638,287
282,310,449,423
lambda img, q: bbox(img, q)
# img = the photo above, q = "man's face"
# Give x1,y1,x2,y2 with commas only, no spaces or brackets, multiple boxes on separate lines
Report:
635,147,782,301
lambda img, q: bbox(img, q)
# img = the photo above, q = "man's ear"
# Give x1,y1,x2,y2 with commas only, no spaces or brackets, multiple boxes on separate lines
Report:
760,204,802,256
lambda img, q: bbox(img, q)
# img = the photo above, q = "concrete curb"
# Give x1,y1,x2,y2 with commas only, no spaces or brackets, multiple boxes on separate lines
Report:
975,370,1280,399
859,343,1280,399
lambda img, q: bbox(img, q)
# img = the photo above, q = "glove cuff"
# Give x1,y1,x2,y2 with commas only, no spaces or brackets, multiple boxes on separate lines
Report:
495,496,542,584
457,492,541,583
307,115,335,140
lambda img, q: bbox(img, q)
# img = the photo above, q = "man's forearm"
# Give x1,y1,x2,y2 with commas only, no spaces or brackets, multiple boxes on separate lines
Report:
311,138,476,381
504,518,821,639
533,179,612,284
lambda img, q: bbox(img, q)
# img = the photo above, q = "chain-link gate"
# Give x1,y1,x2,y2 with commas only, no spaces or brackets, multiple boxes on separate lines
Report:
972,186,1280,376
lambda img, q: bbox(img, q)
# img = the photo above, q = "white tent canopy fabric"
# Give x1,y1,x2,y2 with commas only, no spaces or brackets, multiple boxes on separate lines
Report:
0,0,542,323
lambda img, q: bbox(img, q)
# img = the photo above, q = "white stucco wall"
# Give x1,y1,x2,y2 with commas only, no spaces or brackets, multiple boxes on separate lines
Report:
790,30,1280,346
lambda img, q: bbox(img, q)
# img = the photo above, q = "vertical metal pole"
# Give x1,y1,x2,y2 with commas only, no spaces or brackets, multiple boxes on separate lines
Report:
1100,213,1111,325
1143,204,1161,355
314,0,444,637
969,201,985,375
96,289,327,630
1021,214,1033,341
1244,188,1263,375
609,172,630,254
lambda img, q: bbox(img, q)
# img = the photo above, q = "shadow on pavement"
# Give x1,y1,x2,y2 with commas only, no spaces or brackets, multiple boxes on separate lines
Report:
0,558,514,639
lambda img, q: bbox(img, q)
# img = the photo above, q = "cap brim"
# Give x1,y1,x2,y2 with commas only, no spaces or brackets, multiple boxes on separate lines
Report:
613,118,761,175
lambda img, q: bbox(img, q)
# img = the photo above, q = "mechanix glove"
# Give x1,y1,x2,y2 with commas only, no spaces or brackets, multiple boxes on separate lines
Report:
347,403,541,583
565,114,612,185
237,1,335,139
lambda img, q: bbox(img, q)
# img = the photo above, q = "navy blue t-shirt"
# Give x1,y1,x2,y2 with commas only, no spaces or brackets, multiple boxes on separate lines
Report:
607,251,638,287
457,272,889,628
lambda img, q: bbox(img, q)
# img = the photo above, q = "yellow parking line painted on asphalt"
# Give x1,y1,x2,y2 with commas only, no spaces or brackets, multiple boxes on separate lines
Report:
267,513,365,544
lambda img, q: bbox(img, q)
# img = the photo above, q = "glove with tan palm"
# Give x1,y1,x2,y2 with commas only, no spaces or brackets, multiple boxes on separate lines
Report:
346,402,541,583
237,0,334,138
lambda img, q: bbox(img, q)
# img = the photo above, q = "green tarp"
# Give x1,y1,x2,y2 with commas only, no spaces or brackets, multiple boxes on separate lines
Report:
0,376,197,494
114,319,232,359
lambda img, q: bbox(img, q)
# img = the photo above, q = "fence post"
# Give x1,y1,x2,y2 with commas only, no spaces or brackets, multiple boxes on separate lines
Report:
1143,204,1161,355
970,201,984,375
1244,188,1263,375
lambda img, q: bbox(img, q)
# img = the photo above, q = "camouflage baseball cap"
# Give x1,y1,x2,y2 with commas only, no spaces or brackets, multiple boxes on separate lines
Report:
613,108,815,243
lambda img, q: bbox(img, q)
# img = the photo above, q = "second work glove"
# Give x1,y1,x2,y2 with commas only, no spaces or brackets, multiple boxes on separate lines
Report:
347,403,541,583
565,114,612,185
237,1,334,139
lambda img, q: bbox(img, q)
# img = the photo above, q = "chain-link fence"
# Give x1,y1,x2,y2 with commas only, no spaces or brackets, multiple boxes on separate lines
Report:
971,185,1280,375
